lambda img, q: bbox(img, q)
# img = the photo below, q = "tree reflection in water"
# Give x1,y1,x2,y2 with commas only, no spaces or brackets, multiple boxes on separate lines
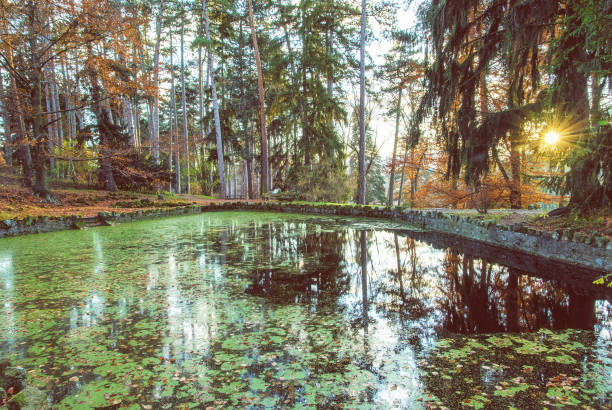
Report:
438,251,598,334
240,220,609,408
240,221,609,407
242,221,606,337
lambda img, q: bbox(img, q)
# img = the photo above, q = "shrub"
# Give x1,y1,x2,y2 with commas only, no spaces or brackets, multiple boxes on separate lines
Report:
286,160,351,203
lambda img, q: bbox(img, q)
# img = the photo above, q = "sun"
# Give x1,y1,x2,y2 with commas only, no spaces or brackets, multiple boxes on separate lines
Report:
544,130,560,145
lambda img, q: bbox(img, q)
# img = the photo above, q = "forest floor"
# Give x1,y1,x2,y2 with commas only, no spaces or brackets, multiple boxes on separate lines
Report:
1,171,610,239
0,173,235,220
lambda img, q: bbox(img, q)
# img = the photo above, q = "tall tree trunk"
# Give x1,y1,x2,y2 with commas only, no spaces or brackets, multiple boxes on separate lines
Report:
180,9,190,194
116,43,134,149
137,40,152,149
281,18,302,170
387,87,402,206
0,73,12,166
61,59,76,143
241,160,247,199
170,34,181,194
7,66,32,186
233,162,238,198
326,28,333,97
122,96,135,148
284,129,289,184
1,7,32,186
44,75,55,174
203,0,226,199
204,47,215,197
300,10,310,167
151,3,163,164
238,17,253,199
560,3,591,209
49,59,63,154
167,76,173,193
198,15,205,183
495,73,522,210
410,164,420,204
397,138,408,207
357,0,367,204
133,96,141,148
31,67,48,196
73,56,85,141
42,17,61,177
28,4,49,197
226,162,231,198
168,111,173,194
86,55,117,192
246,141,254,199
247,0,269,195
302,73,310,166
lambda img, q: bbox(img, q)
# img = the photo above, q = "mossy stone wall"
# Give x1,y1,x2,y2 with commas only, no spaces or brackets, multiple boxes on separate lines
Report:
1,202,610,273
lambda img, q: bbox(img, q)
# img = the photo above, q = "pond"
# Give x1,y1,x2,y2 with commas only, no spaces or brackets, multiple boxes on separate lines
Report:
0,211,610,408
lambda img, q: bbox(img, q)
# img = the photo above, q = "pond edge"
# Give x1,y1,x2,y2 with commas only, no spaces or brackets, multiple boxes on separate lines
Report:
0,202,610,273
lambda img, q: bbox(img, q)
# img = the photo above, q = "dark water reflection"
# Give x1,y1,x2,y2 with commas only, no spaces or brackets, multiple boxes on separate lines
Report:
0,212,610,408
242,218,607,336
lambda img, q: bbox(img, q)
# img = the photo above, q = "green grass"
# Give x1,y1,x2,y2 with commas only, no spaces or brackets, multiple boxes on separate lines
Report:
186,194,215,200
284,201,387,208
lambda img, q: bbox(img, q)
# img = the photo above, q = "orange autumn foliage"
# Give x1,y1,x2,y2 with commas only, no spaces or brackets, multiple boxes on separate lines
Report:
394,138,560,210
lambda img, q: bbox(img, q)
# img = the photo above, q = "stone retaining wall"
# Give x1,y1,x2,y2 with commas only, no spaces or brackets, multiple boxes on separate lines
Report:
1,202,610,273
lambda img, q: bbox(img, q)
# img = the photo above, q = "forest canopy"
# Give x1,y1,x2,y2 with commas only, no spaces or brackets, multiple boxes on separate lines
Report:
0,0,610,211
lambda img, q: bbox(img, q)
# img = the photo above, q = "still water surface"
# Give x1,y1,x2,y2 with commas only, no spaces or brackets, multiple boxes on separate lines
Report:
0,212,610,408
